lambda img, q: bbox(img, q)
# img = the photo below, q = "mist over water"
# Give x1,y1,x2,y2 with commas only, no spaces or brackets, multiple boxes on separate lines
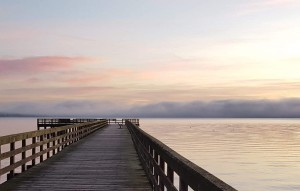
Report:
1,118,300,190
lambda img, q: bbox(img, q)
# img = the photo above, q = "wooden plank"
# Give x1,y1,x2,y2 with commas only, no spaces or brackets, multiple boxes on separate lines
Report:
0,125,152,191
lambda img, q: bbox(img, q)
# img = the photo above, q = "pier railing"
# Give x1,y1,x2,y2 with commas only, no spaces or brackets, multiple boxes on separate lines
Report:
108,118,139,126
126,121,237,191
0,120,108,181
37,118,139,129
37,118,104,129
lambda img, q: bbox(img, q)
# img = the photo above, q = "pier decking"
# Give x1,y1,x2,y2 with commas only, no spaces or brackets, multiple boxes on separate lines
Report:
0,124,151,190
0,119,237,191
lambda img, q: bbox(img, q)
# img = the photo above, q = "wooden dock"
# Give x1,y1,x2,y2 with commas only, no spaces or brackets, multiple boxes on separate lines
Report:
0,124,151,190
0,119,237,191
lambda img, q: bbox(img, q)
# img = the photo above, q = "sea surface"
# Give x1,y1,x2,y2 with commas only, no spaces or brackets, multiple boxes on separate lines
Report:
1,118,300,191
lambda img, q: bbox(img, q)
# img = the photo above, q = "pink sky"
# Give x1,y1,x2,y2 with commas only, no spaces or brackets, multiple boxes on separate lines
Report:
1,0,300,116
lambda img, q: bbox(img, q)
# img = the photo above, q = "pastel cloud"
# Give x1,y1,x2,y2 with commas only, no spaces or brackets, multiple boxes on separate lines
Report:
0,56,94,75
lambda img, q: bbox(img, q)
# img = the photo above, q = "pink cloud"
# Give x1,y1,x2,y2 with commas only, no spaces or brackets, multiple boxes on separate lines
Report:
0,56,93,75
65,68,133,85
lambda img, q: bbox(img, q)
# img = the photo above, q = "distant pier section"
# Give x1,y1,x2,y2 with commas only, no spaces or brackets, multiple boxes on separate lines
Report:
37,118,140,130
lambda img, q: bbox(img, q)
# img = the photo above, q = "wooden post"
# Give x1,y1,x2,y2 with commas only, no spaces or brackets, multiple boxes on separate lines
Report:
149,146,154,175
47,134,50,158
179,177,188,191
9,142,15,178
40,135,43,162
159,157,165,191
71,128,74,143
22,139,26,172
167,165,174,184
57,137,61,152
75,127,78,142
69,129,71,144
52,133,56,155
32,137,36,166
154,152,159,184
62,131,65,149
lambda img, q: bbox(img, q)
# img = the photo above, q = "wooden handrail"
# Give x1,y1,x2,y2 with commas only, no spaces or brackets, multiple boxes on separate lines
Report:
0,120,108,182
126,121,237,191
37,118,139,129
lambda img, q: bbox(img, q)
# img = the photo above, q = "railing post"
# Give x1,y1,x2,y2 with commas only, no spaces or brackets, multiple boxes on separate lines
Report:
22,139,26,172
57,136,61,152
72,127,74,143
40,135,44,162
149,146,154,176
179,178,188,191
32,137,36,166
47,134,50,158
154,152,159,185
9,142,15,178
159,157,165,191
167,165,174,184
75,127,78,142
52,133,56,155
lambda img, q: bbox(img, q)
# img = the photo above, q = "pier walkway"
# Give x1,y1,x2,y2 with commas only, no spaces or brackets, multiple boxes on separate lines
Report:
0,124,152,190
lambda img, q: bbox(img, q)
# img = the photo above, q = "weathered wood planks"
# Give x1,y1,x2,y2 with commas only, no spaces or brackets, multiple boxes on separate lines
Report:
0,124,152,190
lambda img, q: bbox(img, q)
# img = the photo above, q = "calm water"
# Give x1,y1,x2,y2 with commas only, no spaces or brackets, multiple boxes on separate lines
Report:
1,118,300,190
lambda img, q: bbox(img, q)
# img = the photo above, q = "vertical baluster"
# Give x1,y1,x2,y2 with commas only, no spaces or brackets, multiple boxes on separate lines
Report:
159,157,165,191
65,129,67,147
78,127,81,140
40,135,44,162
154,151,159,186
9,142,15,179
32,137,36,166
147,144,154,190
47,134,50,158
52,133,56,155
71,128,74,143
21,139,26,172
167,165,174,184
149,146,154,175
69,128,72,144
75,127,78,142
62,130,65,149
179,178,188,191
66,129,68,145
57,134,61,152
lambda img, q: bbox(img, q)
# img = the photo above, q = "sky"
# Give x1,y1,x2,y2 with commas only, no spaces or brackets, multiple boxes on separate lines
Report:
1,0,300,117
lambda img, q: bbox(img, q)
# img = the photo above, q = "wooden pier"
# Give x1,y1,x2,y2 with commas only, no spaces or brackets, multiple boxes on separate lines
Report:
37,118,139,130
0,119,236,191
